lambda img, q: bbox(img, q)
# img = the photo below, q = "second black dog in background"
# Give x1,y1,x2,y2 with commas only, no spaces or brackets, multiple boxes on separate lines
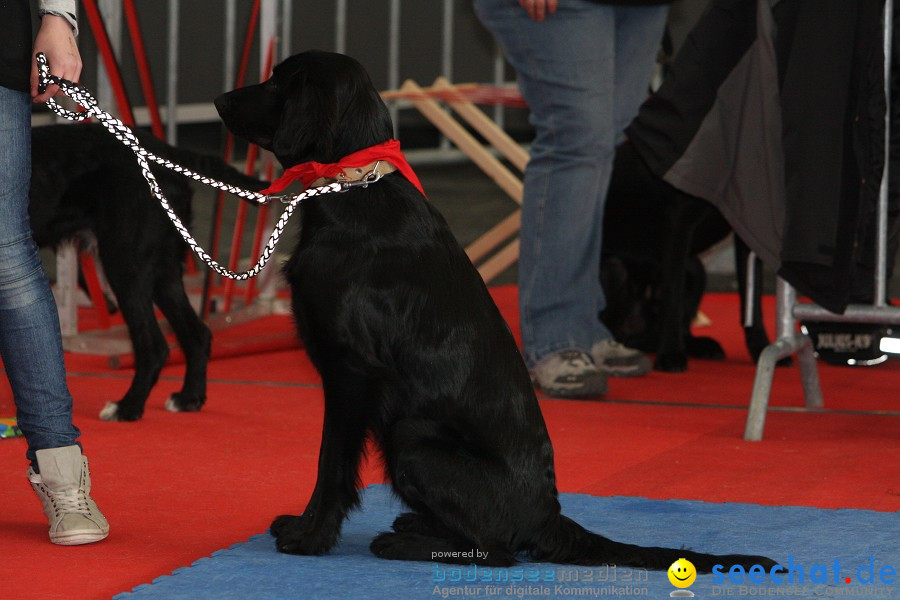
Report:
601,142,773,372
30,123,266,421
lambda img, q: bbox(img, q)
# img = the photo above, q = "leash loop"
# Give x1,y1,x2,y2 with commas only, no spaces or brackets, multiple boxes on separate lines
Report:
35,52,358,280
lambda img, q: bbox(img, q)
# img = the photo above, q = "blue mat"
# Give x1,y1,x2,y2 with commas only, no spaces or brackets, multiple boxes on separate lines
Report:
117,485,899,599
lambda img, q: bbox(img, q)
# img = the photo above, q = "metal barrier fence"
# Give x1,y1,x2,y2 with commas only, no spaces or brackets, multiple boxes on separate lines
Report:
44,0,520,363
37,0,511,143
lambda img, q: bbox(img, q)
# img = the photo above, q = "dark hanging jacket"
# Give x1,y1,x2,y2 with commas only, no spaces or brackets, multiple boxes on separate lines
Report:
627,0,898,314
0,0,34,93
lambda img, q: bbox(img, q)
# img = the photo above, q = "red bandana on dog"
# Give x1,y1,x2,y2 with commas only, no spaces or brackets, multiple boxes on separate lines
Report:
259,139,425,196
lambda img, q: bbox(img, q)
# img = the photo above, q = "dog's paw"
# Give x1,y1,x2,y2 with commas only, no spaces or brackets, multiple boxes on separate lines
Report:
685,336,726,360
654,352,688,373
392,512,433,535
370,531,404,559
270,514,336,555
99,402,143,422
99,402,119,421
270,514,303,538
370,531,431,561
165,393,205,413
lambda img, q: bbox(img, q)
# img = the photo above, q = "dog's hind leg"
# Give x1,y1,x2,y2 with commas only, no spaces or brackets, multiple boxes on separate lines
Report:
271,371,372,556
372,418,528,566
152,271,211,413
371,530,515,566
371,512,515,566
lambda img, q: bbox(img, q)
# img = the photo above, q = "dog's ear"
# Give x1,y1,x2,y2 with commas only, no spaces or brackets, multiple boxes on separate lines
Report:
323,54,394,155
335,84,394,151
271,75,338,164
270,53,394,166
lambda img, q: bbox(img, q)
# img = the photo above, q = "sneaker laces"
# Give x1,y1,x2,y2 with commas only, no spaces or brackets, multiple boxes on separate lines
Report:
557,350,594,371
595,340,637,357
596,340,628,353
50,489,91,517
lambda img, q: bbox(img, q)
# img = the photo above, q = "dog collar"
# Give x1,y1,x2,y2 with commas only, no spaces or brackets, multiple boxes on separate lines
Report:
259,139,426,196
308,160,397,188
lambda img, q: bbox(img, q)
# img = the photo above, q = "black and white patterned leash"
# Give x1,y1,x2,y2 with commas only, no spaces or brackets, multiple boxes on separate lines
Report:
36,52,377,280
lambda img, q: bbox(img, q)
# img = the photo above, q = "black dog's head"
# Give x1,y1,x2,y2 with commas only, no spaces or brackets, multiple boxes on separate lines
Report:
214,50,394,168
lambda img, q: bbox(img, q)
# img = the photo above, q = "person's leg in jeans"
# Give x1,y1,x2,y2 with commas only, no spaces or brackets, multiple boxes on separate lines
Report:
0,86,80,464
0,85,108,545
474,0,666,397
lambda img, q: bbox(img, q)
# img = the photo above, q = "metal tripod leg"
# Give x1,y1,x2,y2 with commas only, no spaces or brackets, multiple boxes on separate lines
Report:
744,278,823,441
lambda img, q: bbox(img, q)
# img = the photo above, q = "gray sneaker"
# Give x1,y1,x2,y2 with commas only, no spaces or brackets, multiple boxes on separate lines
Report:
591,339,652,377
530,350,608,398
28,445,110,545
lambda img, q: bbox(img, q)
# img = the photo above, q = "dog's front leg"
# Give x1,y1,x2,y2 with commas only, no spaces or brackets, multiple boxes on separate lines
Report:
271,374,370,555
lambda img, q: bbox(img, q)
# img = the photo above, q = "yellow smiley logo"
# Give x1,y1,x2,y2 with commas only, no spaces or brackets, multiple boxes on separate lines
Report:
668,558,697,588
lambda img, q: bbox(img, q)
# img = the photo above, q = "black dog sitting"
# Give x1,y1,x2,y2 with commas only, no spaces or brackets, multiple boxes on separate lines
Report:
601,142,772,372
214,49,773,570
30,123,265,421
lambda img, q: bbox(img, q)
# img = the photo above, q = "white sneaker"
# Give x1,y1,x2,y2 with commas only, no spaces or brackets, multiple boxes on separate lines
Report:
530,350,608,398
28,445,110,545
591,339,652,377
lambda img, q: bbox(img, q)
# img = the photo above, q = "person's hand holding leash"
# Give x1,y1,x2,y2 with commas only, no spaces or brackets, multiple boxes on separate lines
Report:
31,14,81,103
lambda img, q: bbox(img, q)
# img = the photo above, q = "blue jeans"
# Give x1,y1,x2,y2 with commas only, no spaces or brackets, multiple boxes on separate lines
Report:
0,86,80,469
474,0,668,368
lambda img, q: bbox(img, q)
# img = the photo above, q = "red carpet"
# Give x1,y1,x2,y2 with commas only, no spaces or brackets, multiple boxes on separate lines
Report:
0,287,897,599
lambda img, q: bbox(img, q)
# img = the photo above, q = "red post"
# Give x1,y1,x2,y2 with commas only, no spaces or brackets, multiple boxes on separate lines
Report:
221,34,276,314
202,0,261,318
122,0,165,139
80,0,136,126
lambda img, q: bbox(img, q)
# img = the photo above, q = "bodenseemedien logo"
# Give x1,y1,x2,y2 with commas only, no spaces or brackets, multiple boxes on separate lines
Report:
669,558,697,597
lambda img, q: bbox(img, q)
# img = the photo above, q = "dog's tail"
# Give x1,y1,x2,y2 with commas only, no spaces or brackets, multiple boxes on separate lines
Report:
138,133,269,195
532,514,775,573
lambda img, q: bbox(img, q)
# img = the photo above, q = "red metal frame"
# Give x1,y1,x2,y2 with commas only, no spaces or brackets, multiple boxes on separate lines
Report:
202,0,261,318
221,35,276,314
122,0,165,139
244,160,275,305
81,0,136,126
